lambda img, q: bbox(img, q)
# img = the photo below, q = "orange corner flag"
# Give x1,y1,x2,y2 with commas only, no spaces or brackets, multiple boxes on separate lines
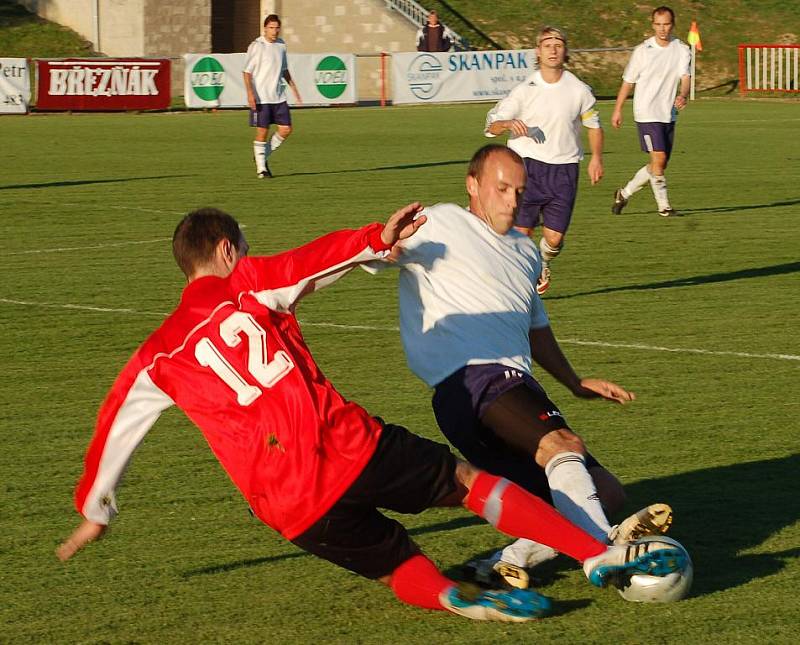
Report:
687,20,703,51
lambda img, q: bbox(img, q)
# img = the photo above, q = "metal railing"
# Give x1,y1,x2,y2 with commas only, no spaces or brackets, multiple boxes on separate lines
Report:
384,0,469,50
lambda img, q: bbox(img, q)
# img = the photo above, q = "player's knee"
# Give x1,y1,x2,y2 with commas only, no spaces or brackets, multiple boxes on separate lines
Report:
278,125,292,138
514,225,534,237
650,153,667,174
542,230,563,249
448,459,478,504
535,428,586,466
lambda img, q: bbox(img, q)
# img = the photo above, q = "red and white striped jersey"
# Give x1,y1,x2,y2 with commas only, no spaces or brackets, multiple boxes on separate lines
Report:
74,223,391,540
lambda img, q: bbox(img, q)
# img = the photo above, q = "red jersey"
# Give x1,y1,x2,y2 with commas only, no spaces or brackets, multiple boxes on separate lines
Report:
75,223,391,540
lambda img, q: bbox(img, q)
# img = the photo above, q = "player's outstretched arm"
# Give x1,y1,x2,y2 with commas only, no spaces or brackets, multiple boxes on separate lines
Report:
530,327,634,404
573,378,635,404
380,202,426,247
56,519,107,561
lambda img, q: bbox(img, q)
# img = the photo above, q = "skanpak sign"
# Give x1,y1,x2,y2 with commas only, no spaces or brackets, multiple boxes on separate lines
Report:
391,49,538,105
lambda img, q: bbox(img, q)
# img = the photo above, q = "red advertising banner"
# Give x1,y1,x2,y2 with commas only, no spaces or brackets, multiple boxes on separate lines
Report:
36,58,171,110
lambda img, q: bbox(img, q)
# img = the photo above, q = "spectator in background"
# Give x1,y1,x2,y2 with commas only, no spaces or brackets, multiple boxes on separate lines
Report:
417,11,452,52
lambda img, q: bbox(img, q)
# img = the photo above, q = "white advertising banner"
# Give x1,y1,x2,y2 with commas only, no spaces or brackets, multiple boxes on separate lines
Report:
184,52,357,108
0,58,31,114
391,50,538,105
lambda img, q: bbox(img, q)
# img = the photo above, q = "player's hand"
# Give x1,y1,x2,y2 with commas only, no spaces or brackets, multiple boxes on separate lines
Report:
573,378,635,404
674,95,687,110
611,111,623,129
506,119,529,137
380,202,426,246
56,519,107,561
587,156,604,185
247,96,256,111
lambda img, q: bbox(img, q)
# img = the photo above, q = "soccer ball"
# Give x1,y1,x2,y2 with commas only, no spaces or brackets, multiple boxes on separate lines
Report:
617,535,693,603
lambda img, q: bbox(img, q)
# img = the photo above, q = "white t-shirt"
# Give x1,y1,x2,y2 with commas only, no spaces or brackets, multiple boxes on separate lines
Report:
375,203,550,387
244,36,288,104
484,70,600,164
623,37,691,123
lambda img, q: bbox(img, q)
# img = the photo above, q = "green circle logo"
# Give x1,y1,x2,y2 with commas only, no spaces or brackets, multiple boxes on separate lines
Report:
315,56,348,99
191,57,225,100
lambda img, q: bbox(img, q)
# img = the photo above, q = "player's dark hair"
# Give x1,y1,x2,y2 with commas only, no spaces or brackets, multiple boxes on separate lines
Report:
264,13,281,27
172,208,244,278
467,145,523,180
652,6,675,22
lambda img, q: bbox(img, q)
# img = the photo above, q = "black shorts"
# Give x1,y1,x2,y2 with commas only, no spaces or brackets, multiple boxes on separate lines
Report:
290,422,457,579
433,364,600,503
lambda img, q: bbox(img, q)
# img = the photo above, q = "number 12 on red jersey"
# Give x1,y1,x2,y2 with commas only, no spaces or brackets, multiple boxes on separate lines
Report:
194,311,294,406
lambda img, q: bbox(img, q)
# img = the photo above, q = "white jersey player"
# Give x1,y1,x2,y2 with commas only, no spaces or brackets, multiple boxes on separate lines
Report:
243,14,302,179
484,26,604,295
611,6,691,216
372,145,673,589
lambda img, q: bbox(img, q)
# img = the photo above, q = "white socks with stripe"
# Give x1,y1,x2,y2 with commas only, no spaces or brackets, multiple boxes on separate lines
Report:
649,173,671,211
253,141,267,173
253,134,286,173
499,451,611,567
500,539,558,568
622,164,651,199
545,451,611,542
538,237,562,264
269,132,285,153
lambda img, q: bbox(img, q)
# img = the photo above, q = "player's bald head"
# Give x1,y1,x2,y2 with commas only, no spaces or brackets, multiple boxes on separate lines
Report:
467,145,524,182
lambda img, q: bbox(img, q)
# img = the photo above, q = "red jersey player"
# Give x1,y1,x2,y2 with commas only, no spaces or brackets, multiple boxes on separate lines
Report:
57,204,685,622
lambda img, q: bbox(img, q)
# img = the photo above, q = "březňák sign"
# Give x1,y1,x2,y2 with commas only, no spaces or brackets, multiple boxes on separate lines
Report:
36,59,171,110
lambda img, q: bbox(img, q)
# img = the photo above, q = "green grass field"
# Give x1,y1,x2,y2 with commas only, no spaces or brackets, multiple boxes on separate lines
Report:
1,98,798,643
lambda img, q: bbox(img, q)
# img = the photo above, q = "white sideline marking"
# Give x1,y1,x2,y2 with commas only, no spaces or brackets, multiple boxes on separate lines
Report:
0,298,169,317
2,298,799,363
6,237,172,256
11,224,247,256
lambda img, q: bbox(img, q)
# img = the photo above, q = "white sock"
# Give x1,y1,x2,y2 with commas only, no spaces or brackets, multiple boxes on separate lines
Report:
500,539,558,568
269,132,285,154
649,174,671,210
545,452,611,542
622,165,651,199
253,141,267,172
538,238,562,265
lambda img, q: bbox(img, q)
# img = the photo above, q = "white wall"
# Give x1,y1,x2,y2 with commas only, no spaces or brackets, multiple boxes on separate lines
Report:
18,0,145,55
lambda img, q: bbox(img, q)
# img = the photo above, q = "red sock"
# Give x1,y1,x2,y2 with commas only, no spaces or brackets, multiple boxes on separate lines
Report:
466,471,606,562
390,555,453,610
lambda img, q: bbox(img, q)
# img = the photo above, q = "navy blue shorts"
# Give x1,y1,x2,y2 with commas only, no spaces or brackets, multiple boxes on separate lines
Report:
636,121,675,159
291,421,457,579
432,364,599,502
249,101,291,128
517,158,579,233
